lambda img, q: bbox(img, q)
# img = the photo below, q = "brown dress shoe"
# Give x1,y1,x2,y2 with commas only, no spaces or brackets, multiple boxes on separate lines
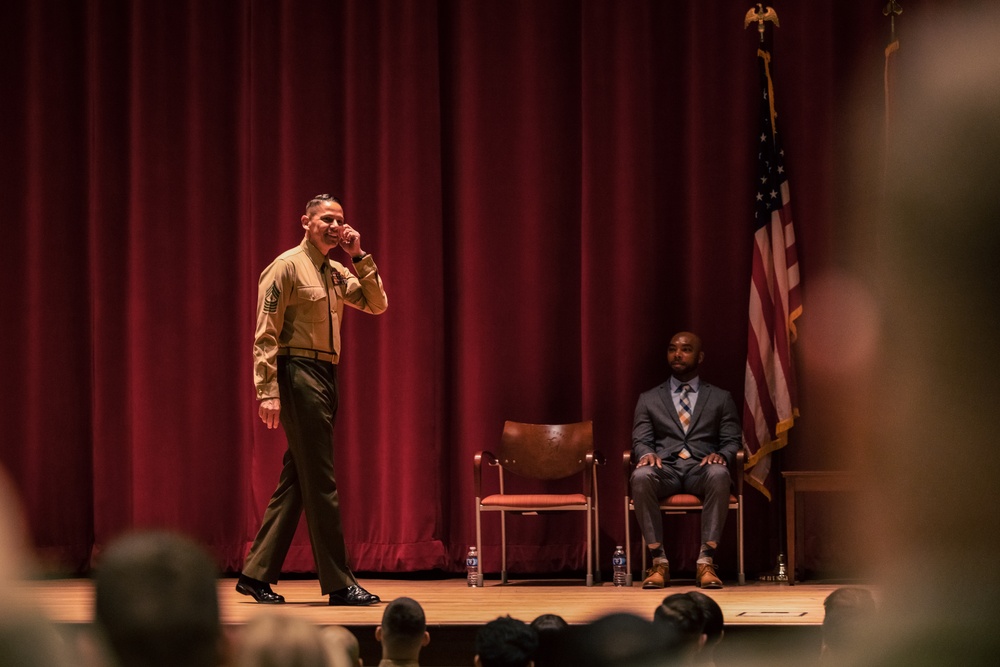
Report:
642,560,670,589
696,562,723,589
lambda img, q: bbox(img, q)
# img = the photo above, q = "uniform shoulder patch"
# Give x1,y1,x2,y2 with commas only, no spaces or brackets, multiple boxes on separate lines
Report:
263,280,280,313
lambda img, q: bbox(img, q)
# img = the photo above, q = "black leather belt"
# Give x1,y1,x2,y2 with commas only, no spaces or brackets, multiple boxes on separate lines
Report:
278,347,336,363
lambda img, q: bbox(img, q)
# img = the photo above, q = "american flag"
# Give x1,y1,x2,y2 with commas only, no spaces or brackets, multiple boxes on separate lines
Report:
742,46,802,499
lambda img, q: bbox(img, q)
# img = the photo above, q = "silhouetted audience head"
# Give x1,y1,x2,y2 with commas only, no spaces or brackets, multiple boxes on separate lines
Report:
834,2,1000,664
686,592,722,643
475,616,538,667
322,625,361,667
530,613,568,634
820,587,877,662
236,613,328,667
94,530,223,667
378,596,429,663
653,593,706,662
687,591,723,665
0,467,94,667
0,466,30,586
562,612,678,667
530,613,568,667
0,611,76,667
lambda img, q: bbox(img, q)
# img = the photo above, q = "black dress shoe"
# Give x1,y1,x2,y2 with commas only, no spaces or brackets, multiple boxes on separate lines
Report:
328,585,380,606
236,574,285,604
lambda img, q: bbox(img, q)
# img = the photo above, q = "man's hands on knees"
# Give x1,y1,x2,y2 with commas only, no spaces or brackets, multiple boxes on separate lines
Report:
637,453,662,468
700,453,727,467
258,398,281,429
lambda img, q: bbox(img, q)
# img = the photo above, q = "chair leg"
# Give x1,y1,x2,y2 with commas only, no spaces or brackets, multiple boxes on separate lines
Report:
624,496,633,587
737,495,746,585
593,475,602,584
585,501,594,586
475,501,483,585
500,510,508,584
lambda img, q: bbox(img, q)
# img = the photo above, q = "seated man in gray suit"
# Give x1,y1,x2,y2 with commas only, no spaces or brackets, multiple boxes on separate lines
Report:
631,331,741,589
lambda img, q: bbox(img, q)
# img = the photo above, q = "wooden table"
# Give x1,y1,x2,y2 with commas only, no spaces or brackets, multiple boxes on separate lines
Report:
782,471,859,585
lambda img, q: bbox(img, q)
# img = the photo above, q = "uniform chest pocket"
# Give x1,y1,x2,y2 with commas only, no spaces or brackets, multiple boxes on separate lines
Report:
294,286,328,323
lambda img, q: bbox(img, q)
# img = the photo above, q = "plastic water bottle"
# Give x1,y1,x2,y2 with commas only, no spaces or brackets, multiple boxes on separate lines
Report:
612,545,627,587
466,546,480,587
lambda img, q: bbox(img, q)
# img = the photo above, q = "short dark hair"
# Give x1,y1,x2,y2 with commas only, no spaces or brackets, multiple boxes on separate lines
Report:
530,613,568,633
381,597,426,648
305,193,342,216
530,614,568,667
94,530,221,667
654,593,706,647
687,590,724,641
475,616,538,667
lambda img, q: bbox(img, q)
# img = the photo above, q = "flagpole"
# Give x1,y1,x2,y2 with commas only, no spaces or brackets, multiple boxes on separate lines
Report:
743,3,792,585
759,448,789,584
883,0,902,44
882,2,902,202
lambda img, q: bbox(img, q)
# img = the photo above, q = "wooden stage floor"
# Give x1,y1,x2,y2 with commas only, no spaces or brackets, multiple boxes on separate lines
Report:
19,576,868,665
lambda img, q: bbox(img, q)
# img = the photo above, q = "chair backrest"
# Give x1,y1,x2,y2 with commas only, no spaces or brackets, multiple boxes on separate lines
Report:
497,421,594,480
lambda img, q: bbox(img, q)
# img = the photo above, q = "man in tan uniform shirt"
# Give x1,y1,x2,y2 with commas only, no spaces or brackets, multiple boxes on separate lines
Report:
237,194,387,606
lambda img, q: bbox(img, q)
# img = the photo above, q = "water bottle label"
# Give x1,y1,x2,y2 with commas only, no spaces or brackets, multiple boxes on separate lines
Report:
612,556,626,567
466,557,478,568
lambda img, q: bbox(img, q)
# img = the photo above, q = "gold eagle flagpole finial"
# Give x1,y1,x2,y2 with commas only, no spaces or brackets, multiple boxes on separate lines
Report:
744,4,780,43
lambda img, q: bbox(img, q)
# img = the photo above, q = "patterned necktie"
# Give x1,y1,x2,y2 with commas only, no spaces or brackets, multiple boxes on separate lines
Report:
677,383,692,433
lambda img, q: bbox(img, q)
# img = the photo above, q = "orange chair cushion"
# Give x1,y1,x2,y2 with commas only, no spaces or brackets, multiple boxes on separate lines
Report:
658,493,738,508
481,493,588,508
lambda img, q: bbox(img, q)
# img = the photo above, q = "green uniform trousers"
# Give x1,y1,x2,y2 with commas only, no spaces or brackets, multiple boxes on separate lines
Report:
242,356,356,594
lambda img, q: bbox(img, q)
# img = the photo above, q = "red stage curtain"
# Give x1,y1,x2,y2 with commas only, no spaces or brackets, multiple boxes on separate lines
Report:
0,0,940,577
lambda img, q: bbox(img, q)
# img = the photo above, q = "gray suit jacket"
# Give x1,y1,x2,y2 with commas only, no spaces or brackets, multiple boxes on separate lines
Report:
632,380,741,467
